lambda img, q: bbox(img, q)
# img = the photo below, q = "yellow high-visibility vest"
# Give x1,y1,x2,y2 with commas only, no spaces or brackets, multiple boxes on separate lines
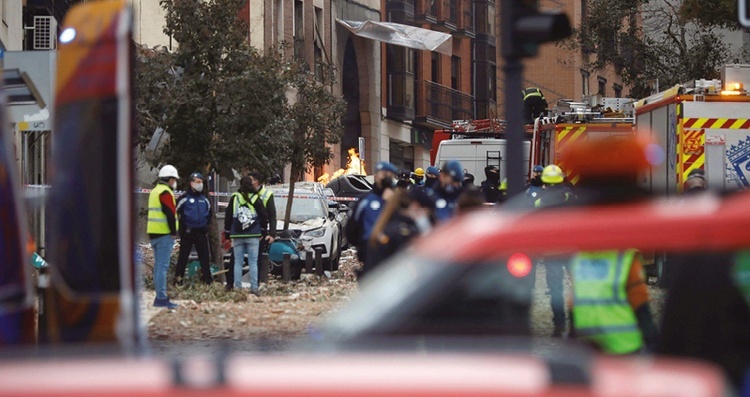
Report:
571,249,643,354
147,183,178,234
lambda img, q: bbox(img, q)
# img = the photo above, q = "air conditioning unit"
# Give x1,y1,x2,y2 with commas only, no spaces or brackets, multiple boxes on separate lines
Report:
33,16,57,50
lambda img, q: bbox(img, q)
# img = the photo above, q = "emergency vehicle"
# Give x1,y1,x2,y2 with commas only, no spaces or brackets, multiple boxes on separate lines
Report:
634,65,750,194
530,97,635,184
431,119,532,182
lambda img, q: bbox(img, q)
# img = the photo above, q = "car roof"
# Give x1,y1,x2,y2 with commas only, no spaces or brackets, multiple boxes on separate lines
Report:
0,352,725,396
415,191,750,263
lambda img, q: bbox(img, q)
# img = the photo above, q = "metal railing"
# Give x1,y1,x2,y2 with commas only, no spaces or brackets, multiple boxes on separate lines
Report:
416,80,474,126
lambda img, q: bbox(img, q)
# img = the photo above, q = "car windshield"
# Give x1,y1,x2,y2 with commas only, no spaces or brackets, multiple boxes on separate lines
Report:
274,195,327,223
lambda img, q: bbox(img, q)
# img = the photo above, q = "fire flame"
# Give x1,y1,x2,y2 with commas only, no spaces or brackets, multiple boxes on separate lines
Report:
317,148,366,184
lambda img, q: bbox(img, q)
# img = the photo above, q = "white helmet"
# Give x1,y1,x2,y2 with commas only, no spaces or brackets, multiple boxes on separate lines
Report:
158,164,179,179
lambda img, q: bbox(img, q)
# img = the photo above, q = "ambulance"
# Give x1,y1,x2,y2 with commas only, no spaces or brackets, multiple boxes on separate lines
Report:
635,65,750,194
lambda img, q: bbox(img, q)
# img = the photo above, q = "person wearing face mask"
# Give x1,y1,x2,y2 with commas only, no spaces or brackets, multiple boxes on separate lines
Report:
426,160,464,223
423,166,440,190
347,161,398,272
480,165,502,203
147,164,180,308
224,176,268,296
174,173,213,286
364,187,435,277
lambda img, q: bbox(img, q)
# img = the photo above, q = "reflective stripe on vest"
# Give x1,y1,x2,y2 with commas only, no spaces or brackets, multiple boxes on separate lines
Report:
231,192,260,237
523,88,543,101
571,249,643,354
147,183,177,234
258,187,273,206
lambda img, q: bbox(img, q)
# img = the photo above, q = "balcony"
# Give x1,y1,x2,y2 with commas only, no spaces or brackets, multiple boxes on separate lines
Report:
433,0,458,33
454,0,476,39
414,0,437,25
414,80,474,130
386,0,415,25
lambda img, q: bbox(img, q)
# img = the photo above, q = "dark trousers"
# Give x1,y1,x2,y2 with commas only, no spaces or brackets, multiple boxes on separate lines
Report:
174,228,212,285
257,235,269,276
545,259,567,329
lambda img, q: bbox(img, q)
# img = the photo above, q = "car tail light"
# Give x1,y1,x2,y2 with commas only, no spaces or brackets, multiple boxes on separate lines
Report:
507,253,532,278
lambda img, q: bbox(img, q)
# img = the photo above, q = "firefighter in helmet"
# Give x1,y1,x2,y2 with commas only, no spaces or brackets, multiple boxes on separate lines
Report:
523,87,548,124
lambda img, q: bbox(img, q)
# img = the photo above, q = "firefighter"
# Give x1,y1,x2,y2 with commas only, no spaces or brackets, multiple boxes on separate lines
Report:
148,164,180,309
523,87,548,124
534,165,573,208
174,172,213,286
412,167,425,187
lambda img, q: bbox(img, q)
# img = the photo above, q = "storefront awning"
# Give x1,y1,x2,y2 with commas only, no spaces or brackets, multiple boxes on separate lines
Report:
337,19,452,56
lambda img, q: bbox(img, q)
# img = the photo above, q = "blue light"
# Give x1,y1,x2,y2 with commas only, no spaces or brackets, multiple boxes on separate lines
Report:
59,28,76,44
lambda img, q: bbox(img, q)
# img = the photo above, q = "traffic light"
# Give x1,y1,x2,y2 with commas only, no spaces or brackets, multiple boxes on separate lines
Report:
502,0,572,59
740,0,750,28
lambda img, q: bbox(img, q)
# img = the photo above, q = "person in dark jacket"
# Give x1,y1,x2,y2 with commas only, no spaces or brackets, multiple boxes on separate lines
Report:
426,160,464,223
365,188,434,277
346,161,398,275
424,166,439,190
174,172,213,285
224,176,270,295
249,171,277,278
523,87,548,124
480,165,502,203
525,164,545,201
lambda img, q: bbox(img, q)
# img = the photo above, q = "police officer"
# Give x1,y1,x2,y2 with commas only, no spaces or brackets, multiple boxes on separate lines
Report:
173,173,213,285
347,161,398,273
427,160,464,223
522,87,548,124
148,164,180,308
424,166,440,190
525,164,545,201
365,188,434,275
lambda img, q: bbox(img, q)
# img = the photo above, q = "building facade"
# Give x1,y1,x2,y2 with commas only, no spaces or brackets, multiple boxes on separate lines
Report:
382,0,498,170
0,0,24,56
497,0,627,117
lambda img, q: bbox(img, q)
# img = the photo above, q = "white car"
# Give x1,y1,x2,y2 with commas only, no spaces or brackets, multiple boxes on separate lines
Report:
270,185,342,270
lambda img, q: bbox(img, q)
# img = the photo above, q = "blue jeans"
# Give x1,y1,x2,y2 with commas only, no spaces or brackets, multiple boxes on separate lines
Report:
151,235,175,300
233,237,259,290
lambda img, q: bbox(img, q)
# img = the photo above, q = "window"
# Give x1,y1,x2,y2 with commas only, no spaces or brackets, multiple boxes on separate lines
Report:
275,0,283,44
314,6,325,79
581,70,590,97
431,52,440,83
614,84,622,98
475,1,496,36
598,76,607,96
451,56,461,90
294,0,303,40
387,45,416,112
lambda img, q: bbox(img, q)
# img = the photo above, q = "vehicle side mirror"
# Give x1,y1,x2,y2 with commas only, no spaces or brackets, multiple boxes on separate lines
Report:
338,203,348,212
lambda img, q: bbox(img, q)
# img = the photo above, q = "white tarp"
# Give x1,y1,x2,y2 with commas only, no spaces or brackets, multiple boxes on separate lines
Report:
337,19,452,56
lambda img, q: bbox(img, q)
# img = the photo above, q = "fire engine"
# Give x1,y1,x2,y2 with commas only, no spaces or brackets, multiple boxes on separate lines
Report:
431,119,532,182
634,64,750,194
530,97,635,184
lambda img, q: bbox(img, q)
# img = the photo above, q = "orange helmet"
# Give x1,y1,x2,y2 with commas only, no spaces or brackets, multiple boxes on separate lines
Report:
559,135,663,178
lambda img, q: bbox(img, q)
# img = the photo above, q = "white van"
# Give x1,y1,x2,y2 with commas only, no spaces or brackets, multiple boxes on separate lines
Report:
433,139,531,184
